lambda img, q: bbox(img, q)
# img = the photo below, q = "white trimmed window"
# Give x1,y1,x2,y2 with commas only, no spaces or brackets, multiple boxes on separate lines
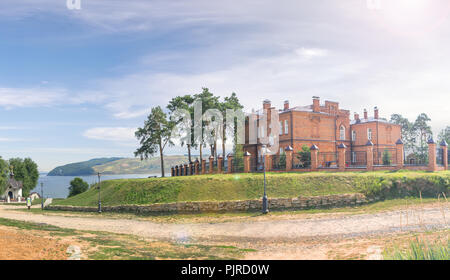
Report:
367,128,372,140
340,125,345,140
352,131,356,142
284,120,289,134
279,121,283,135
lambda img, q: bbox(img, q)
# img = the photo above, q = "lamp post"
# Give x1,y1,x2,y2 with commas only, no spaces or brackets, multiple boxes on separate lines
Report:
41,182,44,210
97,172,102,214
262,144,269,214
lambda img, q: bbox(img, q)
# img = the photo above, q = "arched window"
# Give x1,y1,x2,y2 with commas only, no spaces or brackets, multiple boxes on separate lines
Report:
340,125,345,140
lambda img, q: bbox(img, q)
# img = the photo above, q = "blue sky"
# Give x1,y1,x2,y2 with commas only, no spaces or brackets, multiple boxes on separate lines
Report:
0,0,449,171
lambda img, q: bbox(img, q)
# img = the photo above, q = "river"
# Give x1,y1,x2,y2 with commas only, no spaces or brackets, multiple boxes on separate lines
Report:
31,173,160,199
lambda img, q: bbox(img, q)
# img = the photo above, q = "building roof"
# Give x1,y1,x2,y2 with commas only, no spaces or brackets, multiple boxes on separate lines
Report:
350,117,395,125
8,178,23,190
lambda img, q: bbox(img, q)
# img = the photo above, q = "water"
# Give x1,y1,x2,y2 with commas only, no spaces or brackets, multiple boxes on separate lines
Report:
31,173,160,198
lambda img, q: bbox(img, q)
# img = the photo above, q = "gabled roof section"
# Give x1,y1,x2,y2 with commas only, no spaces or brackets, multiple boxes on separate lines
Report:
350,117,394,125
8,178,23,190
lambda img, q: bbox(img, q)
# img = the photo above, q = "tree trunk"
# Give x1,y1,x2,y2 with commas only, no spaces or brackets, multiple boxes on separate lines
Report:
222,126,226,158
199,144,203,162
187,144,192,163
159,144,165,177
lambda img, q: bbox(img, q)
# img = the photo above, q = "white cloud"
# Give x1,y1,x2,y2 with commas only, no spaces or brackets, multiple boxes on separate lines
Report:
296,48,329,59
83,127,137,142
0,87,67,108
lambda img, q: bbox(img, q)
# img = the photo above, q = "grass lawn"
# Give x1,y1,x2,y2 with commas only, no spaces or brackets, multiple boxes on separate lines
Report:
53,170,449,207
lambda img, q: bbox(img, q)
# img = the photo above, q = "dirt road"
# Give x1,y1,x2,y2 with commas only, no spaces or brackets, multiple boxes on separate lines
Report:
1,204,448,243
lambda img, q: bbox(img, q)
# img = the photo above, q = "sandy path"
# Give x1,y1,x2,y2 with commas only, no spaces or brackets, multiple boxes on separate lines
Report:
0,204,448,244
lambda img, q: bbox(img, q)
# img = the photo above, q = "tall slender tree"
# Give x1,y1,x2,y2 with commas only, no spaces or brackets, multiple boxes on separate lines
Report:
167,95,196,162
413,113,433,160
135,106,175,177
220,92,243,158
193,88,220,161
438,126,450,144
390,114,416,154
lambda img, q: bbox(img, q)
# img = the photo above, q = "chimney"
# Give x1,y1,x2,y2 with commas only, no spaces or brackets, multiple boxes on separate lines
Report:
284,100,289,111
263,99,271,111
354,112,359,121
374,106,379,119
363,109,368,120
312,96,320,112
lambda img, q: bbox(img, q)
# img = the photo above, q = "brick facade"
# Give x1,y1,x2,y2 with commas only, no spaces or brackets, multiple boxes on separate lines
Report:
243,97,402,164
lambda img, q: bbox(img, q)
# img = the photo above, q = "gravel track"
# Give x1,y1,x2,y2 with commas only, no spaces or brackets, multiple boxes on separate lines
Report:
1,204,448,244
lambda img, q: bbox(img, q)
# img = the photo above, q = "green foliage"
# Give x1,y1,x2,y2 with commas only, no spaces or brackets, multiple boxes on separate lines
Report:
279,153,286,169
296,145,311,168
390,113,433,160
382,149,392,165
385,238,449,260
48,157,123,176
68,178,90,198
438,126,450,144
54,171,449,207
232,144,245,172
135,106,175,177
8,158,39,196
0,157,8,194
167,94,196,162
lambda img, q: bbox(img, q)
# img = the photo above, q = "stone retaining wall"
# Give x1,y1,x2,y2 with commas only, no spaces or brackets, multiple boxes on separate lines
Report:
46,193,376,214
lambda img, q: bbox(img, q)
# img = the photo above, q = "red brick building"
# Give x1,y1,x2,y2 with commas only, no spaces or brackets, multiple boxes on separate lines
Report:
244,97,401,167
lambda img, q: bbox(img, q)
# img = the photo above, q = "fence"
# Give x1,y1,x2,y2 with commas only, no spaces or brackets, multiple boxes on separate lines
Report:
404,154,428,166
436,148,444,166
345,151,367,168
373,148,397,166
232,157,245,173
318,152,338,168
171,142,447,176
272,154,286,170
292,154,310,169
249,157,259,172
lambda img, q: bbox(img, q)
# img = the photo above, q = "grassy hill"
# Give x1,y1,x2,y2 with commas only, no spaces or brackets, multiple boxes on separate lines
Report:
93,156,187,175
53,171,449,206
47,155,188,176
47,158,123,176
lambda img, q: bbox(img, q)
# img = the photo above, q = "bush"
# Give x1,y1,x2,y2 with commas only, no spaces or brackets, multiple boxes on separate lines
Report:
296,145,311,168
68,178,89,198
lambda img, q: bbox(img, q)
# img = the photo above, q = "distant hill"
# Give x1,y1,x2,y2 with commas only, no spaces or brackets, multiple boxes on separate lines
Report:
47,156,188,176
47,158,124,176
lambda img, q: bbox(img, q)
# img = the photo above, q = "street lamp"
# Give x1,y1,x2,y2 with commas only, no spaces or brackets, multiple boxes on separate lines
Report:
97,172,102,214
41,182,44,210
262,144,269,214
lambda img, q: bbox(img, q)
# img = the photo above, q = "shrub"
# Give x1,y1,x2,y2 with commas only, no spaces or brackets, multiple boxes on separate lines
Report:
68,178,89,198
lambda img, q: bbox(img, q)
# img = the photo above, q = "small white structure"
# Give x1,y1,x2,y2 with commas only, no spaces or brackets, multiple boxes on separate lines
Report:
29,192,41,201
1,170,23,202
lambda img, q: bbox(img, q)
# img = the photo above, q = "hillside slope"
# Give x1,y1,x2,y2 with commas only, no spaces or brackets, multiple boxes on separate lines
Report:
53,171,449,206
92,156,187,175
47,156,188,176
47,158,123,176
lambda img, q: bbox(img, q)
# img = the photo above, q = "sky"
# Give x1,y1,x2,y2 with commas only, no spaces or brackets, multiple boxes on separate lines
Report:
0,0,449,172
